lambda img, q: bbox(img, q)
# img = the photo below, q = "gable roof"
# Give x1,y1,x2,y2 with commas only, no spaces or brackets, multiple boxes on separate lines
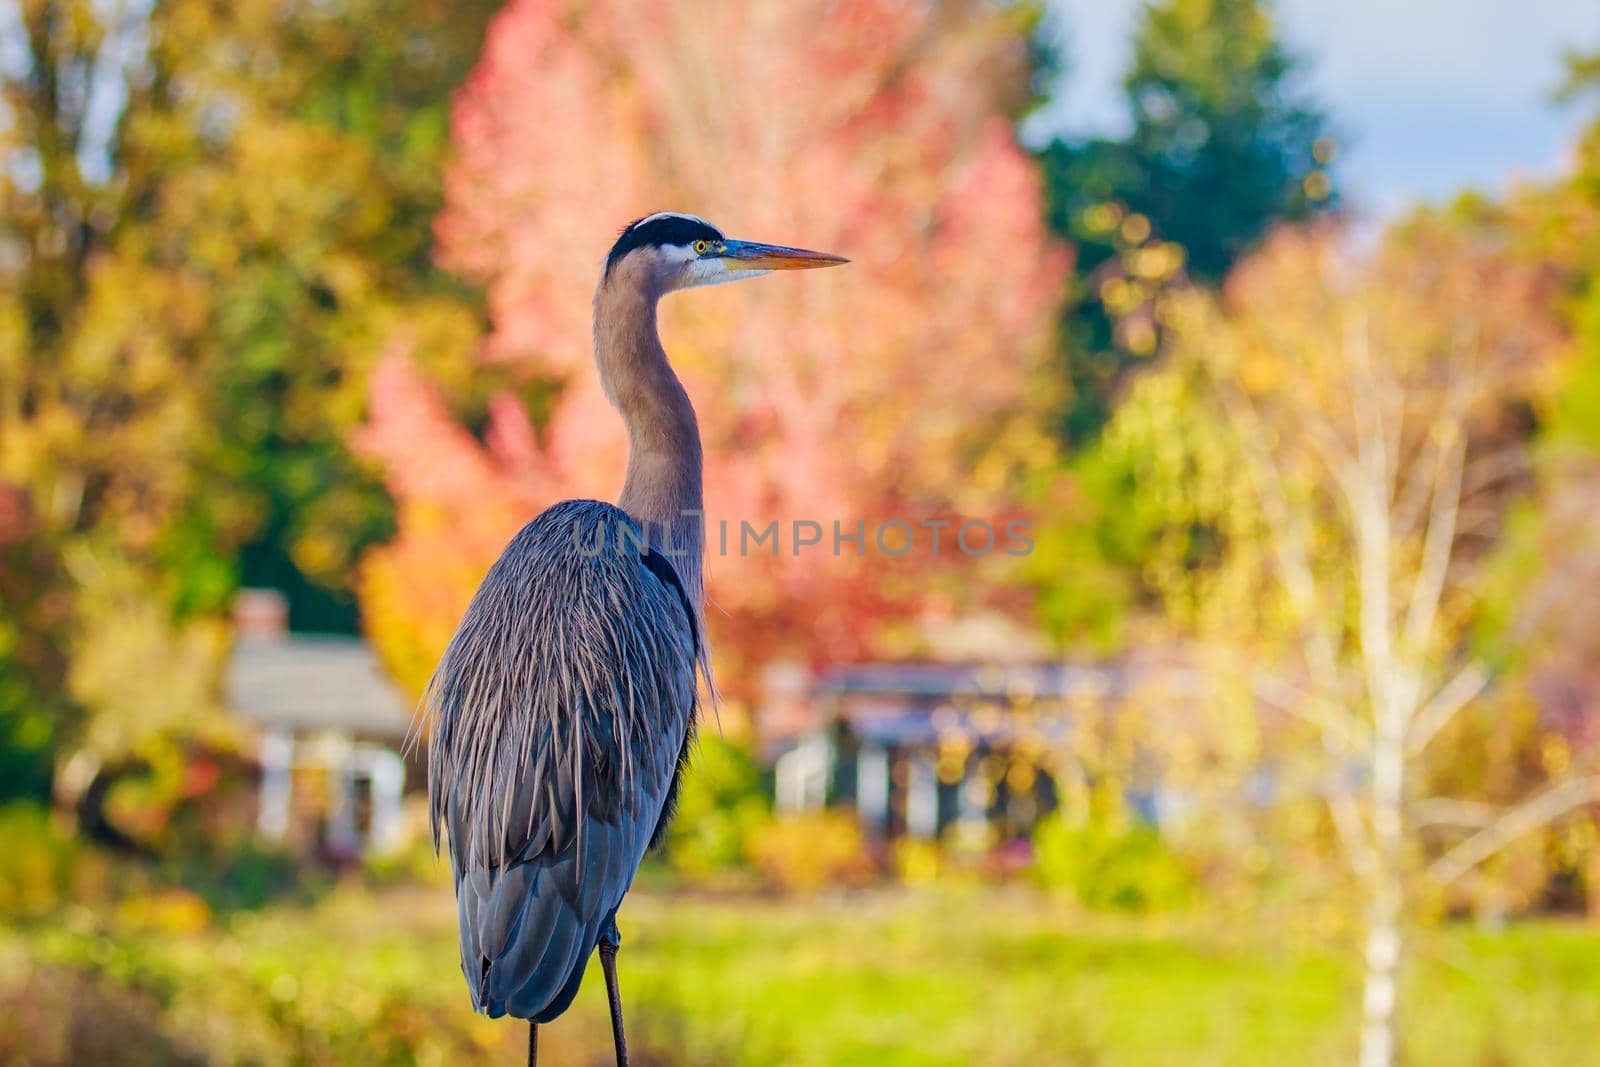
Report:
228,634,412,740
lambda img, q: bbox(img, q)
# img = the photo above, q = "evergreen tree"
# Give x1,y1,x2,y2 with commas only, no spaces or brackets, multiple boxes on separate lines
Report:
1039,0,1336,445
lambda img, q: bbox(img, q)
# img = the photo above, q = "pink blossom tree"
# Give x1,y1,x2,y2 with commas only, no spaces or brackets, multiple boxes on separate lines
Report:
357,0,1067,696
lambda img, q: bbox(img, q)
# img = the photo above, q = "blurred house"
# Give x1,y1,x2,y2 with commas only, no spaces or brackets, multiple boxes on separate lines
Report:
771,661,1197,844
226,589,414,859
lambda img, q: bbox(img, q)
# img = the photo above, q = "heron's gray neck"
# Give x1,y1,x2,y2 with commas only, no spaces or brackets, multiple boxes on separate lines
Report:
594,266,704,598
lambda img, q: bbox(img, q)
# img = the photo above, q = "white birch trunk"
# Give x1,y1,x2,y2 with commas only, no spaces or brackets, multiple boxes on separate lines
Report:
1359,711,1406,1067
1359,851,1403,1067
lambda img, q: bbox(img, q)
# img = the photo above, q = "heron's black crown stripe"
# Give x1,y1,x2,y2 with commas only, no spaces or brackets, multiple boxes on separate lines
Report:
604,214,724,278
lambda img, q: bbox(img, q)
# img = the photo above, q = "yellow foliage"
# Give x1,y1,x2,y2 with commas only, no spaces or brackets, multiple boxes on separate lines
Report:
746,812,871,895
893,838,944,887
116,889,213,935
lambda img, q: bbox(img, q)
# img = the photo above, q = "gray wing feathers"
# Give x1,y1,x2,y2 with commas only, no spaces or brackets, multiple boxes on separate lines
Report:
420,500,697,1020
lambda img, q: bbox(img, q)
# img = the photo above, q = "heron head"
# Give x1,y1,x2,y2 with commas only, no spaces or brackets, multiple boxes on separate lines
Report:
603,212,848,294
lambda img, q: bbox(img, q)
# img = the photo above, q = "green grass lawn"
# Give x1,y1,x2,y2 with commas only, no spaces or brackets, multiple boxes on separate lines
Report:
2,885,1597,1066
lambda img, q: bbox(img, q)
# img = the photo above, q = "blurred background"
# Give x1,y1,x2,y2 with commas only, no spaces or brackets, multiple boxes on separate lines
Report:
2,0,1599,1064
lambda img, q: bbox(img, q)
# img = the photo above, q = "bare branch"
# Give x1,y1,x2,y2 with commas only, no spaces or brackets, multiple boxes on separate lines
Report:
1208,372,1347,698
1392,432,1441,540
1326,770,1380,884
1411,796,1500,829
1254,674,1370,752
1346,310,1398,515
1407,661,1490,755
1429,776,1600,886
1461,448,1529,499
1353,463,1399,725
1294,400,1360,502
1453,506,1503,540
1500,555,1597,650
1403,429,1464,653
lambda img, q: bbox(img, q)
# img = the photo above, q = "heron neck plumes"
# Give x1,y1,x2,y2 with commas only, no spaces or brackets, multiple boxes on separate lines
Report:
593,258,704,599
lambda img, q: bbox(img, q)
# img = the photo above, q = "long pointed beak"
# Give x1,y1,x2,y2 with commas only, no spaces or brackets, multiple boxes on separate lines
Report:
719,240,849,271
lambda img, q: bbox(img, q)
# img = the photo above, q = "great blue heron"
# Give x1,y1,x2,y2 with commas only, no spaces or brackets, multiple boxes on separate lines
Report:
421,213,846,1065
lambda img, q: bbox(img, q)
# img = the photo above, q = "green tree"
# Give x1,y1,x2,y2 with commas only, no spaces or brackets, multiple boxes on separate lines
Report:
1038,0,1335,445
1025,0,1335,647
0,0,492,803
183,0,497,632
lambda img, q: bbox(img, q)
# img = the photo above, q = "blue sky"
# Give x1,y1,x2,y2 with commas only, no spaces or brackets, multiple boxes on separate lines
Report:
1034,0,1600,218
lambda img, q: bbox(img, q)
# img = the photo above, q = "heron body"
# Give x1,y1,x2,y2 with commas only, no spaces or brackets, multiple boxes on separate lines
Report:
421,213,845,1062
436,499,697,1019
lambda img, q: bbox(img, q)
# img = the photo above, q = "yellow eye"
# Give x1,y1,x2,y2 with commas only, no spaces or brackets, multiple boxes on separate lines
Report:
693,240,708,255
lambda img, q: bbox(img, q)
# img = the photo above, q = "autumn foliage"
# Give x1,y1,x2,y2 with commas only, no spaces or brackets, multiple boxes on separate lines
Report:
356,0,1068,694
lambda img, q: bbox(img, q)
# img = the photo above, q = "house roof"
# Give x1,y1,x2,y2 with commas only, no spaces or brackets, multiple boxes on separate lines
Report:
808,661,1203,749
227,634,413,740
817,662,1142,701
841,700,1075,748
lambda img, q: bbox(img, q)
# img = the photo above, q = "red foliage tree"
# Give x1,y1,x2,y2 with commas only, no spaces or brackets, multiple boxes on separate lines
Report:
356,0,1068,697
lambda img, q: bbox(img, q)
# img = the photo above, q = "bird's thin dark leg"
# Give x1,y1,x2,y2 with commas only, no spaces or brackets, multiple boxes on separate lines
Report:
527,1021,537,1067
599,920,629,1067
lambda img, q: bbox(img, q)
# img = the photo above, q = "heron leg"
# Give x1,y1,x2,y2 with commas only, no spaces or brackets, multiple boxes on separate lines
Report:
527,1022,537,1067
599,917,629,1067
